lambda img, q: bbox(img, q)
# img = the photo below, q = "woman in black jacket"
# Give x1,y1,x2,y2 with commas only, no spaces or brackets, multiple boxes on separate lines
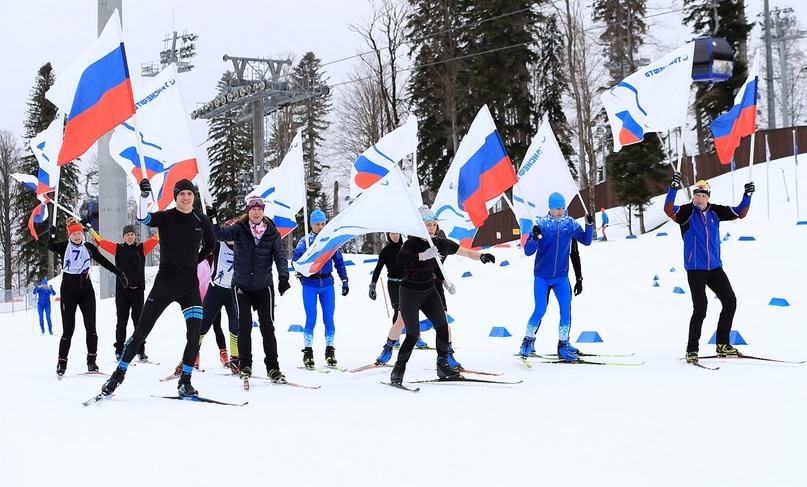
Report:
47,217,128,378
213,197,290,385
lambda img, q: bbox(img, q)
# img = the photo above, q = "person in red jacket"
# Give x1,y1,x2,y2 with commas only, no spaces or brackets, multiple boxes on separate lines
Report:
91,224,159,361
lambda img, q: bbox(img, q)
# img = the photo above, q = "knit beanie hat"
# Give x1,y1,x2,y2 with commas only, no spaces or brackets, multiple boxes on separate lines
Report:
418,205,436,221
122,224,136,237
173,178,196,200
548,192,566,209
310,209,326,224
42,278,48,285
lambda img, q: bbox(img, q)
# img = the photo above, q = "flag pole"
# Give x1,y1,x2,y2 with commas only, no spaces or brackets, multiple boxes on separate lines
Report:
674,126,684,173
794,129,800,220
299,130,310,249
748,132,757,182
765,134,771,220
50,167,62,227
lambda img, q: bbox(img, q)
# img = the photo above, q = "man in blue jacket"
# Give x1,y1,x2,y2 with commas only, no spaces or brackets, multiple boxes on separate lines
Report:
33,278,57,335
292,209,348,369
665,174,754,363
519,192,593,361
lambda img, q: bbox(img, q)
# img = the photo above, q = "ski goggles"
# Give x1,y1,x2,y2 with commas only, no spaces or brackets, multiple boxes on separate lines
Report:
244,198,266,211
423,215,438,222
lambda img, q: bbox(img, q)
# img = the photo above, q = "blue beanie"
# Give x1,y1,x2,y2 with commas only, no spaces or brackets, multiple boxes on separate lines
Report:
310,209,326,224
42,278,48,285
548,192,566,209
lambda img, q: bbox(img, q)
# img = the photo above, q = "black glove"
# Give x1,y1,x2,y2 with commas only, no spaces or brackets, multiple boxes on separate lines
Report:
368,282,377,300
80,219,92,229
278,278,290,296
585,214,595,226
744,182,755,197
670,172,682,190
139,178,152,197
206,206,218,223
479,253,495,264
531,225,541,241
50,225,58,239
295,272,303,281
341,280,349,296
117,273,129,289
574,278,583,296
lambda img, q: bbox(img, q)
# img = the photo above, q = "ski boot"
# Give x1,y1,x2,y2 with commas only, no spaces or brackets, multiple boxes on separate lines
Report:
228,356,240,374
685,351,699,363
436,356,462,379
446,343,462,369
268,368,287,384
239,366,252,381
557,340,579,362
376,338,395,365
219,349,229,367
390,361,406,385
137,350,148,362
519,336,536,358
102,367,126,396
56,357,67,378
302,347,315,369
177,373,198,397
325,346,337,366
561,340,580,355
415,336,429,349
87,353,99,372
716,344,741,357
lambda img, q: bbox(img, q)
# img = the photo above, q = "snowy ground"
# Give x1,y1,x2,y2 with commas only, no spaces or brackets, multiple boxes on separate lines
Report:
2,158,806,486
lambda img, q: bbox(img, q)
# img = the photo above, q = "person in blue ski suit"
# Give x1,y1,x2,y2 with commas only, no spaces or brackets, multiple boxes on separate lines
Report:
519,192,593,361
292,209,348,368
33,278,57,334
664,173,754,363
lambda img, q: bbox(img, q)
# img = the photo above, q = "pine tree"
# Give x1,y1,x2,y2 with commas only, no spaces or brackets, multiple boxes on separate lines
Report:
683,0,753,154
292,52,331,213
15,63,81,281
206,72,254,221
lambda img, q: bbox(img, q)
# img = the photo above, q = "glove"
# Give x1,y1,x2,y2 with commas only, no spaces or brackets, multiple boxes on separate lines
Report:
744,182,755,197
421,246,440,261
341,280,349,297
80,219,93,229
670,172,682,190
531,225,541,241
368,282,377,300
278,278,290,296
442,280,456,295
585,214,595,226
117,273,129,289
139,178,152,197
50,225,58,239
574,278,583,296
206,206,218,223
479,253,495,264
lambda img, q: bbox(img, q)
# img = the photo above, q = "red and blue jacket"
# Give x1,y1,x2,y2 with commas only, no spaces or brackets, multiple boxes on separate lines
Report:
664,187,751,271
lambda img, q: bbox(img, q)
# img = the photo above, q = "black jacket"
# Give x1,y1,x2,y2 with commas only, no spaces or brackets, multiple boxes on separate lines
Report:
214,217,289,292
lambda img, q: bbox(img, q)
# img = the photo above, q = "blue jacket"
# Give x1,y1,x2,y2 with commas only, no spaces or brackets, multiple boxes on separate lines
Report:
524,214,593,279
292,232,348,288
664,187,751,271
214,217,289,292
32,285,56,306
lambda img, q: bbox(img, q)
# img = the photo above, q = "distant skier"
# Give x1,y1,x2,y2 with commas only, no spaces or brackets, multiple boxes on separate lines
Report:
664,173,754,364
600,208,609,241
32,278,56,335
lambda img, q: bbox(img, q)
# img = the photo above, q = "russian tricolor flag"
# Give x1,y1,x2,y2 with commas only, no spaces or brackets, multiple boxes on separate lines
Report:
710,53,759,165
349,115,417,199
45,10,135,166
455,106,517,227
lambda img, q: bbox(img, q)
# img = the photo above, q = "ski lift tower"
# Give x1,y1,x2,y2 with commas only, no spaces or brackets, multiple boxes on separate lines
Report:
191,55,329,185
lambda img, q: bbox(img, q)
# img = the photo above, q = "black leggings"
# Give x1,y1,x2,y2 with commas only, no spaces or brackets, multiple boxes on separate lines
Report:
397,285,449,364
121,274,202,368
387,280,401,324
200,284,238,346
233,286,279,372
115,288,144,355
59,282,98,361
686,268,736,353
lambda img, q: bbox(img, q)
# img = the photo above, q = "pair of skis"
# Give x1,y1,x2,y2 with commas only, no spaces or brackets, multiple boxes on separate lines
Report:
686,353,804,370
382,376,523,393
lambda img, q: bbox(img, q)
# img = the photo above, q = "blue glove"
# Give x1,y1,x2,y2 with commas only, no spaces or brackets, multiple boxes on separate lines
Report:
341,280,349,297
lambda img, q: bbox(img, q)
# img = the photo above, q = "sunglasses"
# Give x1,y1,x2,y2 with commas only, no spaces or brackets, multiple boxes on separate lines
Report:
423,216,437,222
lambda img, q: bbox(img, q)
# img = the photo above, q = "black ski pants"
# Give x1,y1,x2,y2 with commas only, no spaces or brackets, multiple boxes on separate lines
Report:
397,285,449,364
58,281,98,362
686,267,737,353
234,286,279,373
114,288,145,355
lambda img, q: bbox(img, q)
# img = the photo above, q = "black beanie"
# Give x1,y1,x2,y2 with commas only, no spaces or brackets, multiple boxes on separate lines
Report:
122,224,136,237
173,179,196,200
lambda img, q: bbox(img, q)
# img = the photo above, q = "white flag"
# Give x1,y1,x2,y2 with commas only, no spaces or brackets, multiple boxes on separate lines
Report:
246,130,305,237
601,42,695,152
30,111,64,196
513,117,582,245
295,167,429,276
109,63,199,210
350,114,418,198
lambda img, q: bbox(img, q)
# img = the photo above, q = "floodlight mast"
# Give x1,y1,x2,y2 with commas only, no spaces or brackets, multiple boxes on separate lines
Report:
141,30,198,77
